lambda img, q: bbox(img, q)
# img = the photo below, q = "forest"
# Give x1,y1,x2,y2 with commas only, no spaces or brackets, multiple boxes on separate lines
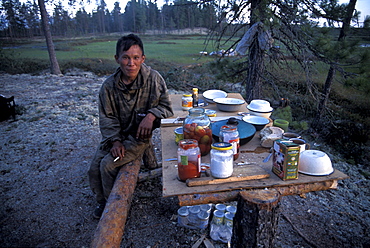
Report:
1,0,218,37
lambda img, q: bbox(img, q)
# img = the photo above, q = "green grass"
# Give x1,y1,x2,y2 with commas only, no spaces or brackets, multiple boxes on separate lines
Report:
2,35,232,65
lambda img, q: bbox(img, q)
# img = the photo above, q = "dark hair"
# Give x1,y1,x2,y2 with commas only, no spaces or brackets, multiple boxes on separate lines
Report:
116,34,144,56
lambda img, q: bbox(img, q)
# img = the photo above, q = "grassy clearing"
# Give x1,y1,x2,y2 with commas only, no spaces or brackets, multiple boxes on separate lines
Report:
1,35,232,66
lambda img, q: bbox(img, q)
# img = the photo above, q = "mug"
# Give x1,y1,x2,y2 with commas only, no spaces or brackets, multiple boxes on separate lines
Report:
290,138,310,152
283,132,301,140
273,119,289,132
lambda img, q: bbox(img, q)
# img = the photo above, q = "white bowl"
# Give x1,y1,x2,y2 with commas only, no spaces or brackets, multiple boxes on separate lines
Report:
299,150,334,176
242,115,270,131
247,109,272,119
247,99,273,113
213,98,245,112
203,90,227,103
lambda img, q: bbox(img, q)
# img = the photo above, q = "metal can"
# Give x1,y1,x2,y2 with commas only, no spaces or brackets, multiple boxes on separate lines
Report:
177,139,201,181
210,142,234,178
182,94,193,111
174,127,184,145
219,125,240,160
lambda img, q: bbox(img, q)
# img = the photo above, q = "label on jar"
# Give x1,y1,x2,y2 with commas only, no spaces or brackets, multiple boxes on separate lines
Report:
180,155,189,165
228,137,240,155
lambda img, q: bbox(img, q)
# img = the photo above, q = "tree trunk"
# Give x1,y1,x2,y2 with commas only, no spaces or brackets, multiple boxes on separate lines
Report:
232,189,281,248
314,0,357,126
245,0,265,102
38,0,62,75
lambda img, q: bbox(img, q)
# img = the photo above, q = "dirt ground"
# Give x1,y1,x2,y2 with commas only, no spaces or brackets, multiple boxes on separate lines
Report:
0,72,369,248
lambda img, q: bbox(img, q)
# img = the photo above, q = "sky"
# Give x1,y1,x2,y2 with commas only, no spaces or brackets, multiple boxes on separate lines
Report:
83,0,369,23
26,0,370,25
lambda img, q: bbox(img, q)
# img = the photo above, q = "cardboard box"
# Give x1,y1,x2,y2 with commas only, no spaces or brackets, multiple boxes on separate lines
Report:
272,139,300,180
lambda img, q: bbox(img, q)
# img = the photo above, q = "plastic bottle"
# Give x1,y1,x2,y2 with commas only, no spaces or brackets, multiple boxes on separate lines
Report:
192,88,199,107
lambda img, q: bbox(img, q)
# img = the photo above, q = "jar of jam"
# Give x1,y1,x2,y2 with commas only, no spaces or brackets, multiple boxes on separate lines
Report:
183,108,212,156
210,142,233,178
177,139,201,181
219,125,240,160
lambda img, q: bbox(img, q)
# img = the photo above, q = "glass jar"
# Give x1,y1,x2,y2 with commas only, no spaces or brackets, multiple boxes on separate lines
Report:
183,108,212,156
177,139,201,181
210,142,234,178
188,205,201,226
182,94,193,111
177,206,189,227
197,210,210,229
219,125,240,160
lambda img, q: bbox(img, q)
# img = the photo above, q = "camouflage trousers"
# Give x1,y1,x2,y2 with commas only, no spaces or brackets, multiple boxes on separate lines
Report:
88,135,150,204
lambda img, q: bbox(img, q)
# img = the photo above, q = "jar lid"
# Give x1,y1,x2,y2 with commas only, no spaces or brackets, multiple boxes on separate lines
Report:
177,206,189,216
215,203,226,211
197,210,210,220
226,205,237,214
211,142,232,150
189,205,201,214
213,210,225,218
183,94,192,97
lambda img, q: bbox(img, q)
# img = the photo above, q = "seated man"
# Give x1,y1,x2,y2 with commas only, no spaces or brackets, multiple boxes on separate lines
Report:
89,34,174,219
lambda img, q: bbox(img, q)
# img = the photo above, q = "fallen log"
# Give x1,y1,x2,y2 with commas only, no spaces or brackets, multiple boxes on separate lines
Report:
91,159,141,248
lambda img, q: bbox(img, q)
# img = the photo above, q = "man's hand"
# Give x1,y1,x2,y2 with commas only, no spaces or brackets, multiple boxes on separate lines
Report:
136,113,156,139
110,141,125,161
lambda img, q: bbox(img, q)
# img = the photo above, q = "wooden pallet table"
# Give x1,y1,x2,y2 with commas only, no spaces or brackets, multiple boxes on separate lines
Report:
161,93,349,247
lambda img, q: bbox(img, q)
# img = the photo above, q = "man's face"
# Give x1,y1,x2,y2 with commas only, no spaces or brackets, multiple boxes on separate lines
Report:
115,44,145,82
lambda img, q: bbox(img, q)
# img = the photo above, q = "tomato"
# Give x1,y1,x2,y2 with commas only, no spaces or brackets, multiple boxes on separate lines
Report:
195,126,206,136
200,135,210,145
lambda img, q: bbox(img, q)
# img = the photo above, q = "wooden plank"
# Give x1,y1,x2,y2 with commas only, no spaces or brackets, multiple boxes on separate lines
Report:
186,165,269,187
177,179,341,206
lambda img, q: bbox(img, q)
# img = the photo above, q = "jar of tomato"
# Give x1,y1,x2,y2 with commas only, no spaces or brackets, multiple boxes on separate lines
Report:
219,125,240,160
177,139,201,181
183,108,212,156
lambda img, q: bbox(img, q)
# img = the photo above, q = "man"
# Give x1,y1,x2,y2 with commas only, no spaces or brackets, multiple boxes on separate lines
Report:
89,34,174,219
